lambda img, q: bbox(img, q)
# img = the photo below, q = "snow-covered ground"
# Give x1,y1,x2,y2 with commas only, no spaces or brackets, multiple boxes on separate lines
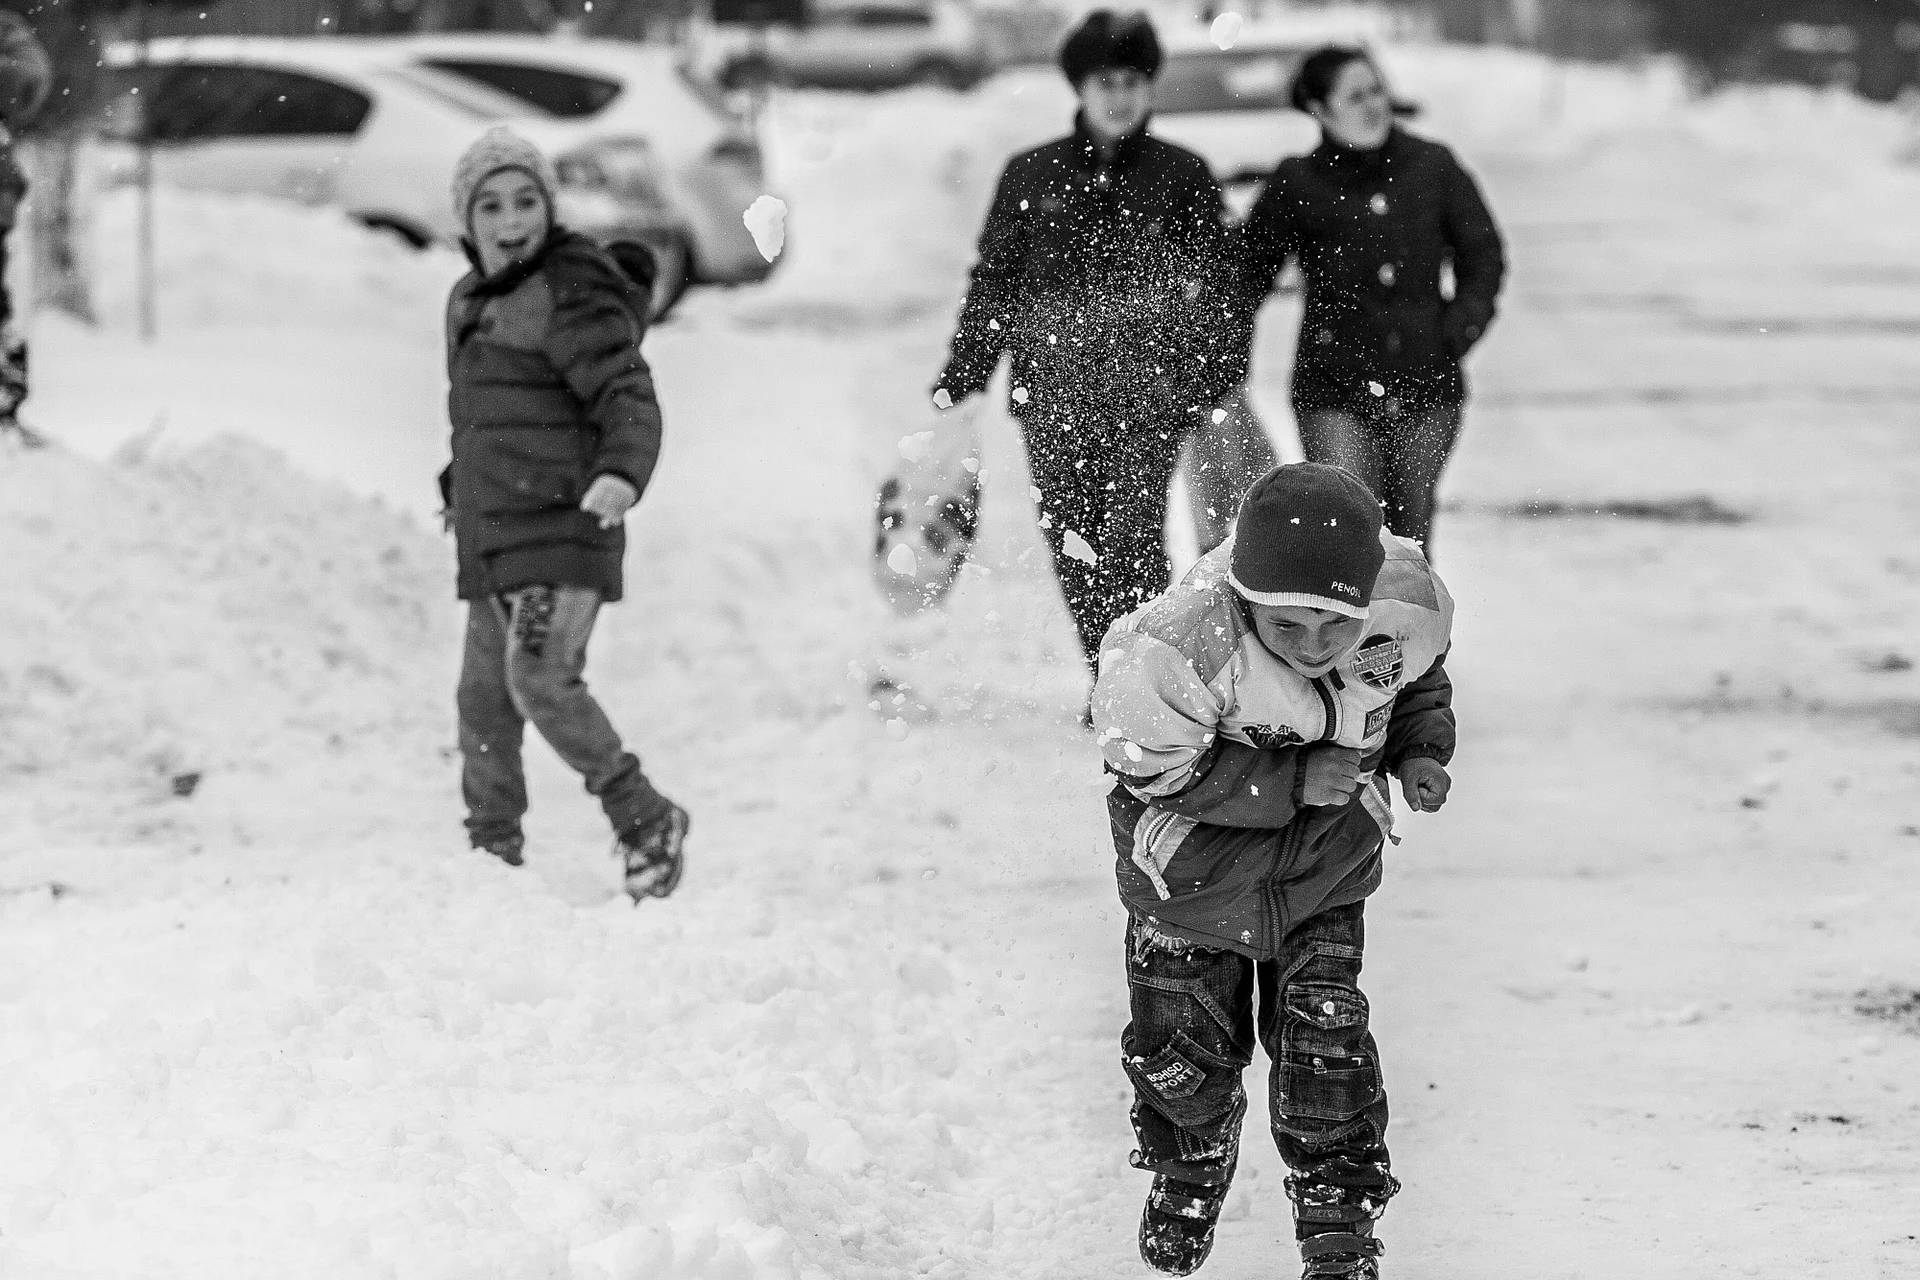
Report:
5,45,1920,1280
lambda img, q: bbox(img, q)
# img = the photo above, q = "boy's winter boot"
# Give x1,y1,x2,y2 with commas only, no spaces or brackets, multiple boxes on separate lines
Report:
1287,1157,1399,1280
1138,1175,1228,1275
615,802,689,902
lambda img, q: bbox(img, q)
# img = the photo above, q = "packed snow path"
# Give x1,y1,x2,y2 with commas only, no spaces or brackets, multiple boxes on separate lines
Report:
6,48,1920,1280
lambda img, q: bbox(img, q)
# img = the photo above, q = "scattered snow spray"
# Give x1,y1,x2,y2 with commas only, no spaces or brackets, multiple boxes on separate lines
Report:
743,195,788,263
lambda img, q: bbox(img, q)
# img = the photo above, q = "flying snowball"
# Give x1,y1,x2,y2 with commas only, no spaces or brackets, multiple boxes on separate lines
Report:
887,543,918,577
1210,12,1243,50
743,195,788,263
1062,529,1099,565
898,430,936,461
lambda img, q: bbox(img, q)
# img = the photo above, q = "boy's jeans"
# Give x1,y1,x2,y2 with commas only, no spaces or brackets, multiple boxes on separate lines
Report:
457,584,669,849
1122,902,1394,1205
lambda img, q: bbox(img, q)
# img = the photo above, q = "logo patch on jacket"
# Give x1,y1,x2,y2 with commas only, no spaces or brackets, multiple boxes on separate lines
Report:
1354,635,1403,690
1364,704,1392,741
1245,724,1305,749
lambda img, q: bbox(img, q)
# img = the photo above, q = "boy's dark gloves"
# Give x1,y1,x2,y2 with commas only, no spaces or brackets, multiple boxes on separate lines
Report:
1299,744,1364,807
1396,757,1451,812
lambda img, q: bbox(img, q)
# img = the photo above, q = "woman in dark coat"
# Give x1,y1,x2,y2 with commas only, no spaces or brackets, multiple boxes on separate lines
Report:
1237,46,1505,557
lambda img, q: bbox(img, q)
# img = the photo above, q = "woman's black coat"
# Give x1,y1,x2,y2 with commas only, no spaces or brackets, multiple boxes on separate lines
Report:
1238,126,1505,415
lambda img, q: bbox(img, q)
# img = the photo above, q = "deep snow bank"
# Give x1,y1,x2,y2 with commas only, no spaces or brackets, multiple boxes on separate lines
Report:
0,438,450,816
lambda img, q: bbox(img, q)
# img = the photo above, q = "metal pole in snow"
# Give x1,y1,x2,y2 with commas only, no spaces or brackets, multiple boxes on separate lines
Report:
135,0,156,343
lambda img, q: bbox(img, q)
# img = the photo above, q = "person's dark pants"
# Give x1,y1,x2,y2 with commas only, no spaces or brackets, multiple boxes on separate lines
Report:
1122,903,1396,1235
1020,409,1188,674
1180,387,1278,555
1296,401,1462,559
457,583,669,849
0,233,25,420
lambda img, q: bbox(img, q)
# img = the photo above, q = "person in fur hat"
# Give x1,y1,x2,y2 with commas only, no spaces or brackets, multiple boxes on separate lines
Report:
1092,462,1457,1278
438,126,688,900
931,9,1243,684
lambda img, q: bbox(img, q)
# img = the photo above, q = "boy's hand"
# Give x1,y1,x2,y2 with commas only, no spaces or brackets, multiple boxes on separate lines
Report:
581,474,638,528
1299,745,1363,807
1396,758,1452,812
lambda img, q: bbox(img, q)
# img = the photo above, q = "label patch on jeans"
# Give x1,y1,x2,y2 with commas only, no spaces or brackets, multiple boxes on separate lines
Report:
1139,1046,1205,1099
505,585,557,658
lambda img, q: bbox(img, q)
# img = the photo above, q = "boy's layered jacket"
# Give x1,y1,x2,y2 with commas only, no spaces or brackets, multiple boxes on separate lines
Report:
1092,534,1455,960
440,229,661,602
934,115,1246,421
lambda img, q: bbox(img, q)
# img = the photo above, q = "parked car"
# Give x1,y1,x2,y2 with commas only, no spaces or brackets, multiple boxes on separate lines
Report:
1149,34,1415,216
690,0,991,91
89,35,779,317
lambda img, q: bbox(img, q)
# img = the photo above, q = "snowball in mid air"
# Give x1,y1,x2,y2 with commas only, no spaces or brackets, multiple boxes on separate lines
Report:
743,195,788,263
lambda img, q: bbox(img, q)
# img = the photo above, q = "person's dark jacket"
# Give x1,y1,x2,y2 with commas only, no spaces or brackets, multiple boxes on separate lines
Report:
1238,126,1505,414
936,115,1242,422
440,229,661,602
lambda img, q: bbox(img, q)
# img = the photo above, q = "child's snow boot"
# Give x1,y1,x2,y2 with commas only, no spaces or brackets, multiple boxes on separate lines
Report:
615,802,688,902
1288,1160,1398,1280
1138,1175,1228,1275
1298,1227,1382,1280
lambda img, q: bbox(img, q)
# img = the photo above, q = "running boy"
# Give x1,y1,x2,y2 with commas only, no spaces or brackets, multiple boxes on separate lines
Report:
439,127,688,899
1091,462,1456,1278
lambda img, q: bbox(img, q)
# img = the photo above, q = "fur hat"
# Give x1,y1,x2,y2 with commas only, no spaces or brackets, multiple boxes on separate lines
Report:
1058,10,1163,86
1227,463,1384,618
450,127,559,228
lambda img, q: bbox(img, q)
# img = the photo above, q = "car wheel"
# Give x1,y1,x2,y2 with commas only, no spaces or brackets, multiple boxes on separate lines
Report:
721,59,782,93
355,214,431,250
648,238,693,323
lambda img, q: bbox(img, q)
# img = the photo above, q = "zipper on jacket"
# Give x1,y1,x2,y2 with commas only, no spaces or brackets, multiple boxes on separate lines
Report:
1265,815,1306,953
1311,675,1341,742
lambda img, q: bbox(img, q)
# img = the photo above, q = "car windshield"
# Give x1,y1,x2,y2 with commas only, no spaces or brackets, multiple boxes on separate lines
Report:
420,58,622,118
1155,48,1308,114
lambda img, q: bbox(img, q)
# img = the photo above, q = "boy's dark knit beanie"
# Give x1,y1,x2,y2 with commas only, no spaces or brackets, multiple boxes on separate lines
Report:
1227,463,1384,618
1059,10,1164,86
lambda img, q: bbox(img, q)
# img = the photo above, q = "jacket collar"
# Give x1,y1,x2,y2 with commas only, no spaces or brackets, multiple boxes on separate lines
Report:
1309,125,1404,178
460,225,572,296
1069,111,1152,176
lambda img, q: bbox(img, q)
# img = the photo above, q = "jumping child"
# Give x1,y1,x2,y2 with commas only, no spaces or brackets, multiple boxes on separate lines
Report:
439,128,688,900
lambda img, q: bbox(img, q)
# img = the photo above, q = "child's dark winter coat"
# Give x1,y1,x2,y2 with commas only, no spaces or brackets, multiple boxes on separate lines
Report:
440,229,661,602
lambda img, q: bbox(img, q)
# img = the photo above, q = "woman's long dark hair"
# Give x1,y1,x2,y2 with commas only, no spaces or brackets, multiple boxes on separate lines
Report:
1289,44,1374,113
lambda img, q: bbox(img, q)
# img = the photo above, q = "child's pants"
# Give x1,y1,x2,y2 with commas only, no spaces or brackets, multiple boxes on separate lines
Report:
457,584,669,849
1121,903,1397,1223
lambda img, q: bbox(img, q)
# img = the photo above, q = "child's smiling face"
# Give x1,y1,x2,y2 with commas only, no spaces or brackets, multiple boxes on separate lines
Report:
469,169,550,275
1247,602,1366,677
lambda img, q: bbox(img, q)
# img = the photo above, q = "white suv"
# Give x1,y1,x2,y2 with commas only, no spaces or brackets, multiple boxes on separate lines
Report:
91,35,780,316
